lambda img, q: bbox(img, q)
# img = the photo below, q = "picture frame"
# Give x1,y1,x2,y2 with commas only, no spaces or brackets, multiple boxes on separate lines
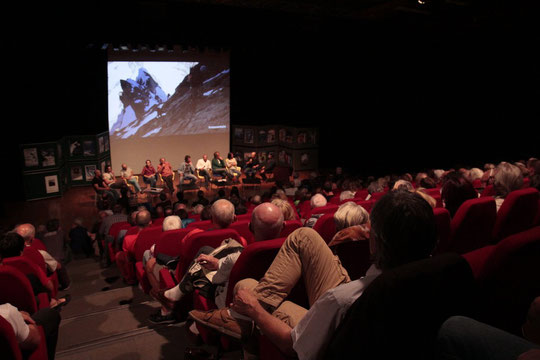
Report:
71,166,83,181
85,165,97,180
23,148,39,167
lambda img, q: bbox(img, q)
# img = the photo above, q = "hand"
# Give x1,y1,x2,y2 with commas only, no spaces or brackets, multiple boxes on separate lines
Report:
196,254,219,271
20,311,36,325
231,288,262,318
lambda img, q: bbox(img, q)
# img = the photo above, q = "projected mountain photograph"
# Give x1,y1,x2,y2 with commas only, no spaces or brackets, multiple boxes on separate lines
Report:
108,61,230,140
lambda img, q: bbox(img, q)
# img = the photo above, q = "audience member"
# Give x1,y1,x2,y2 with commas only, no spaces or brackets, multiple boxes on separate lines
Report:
150,202,284,324
115,209,152,284
189,190,438,359
440,171,479,217
327,201,370,247
68,218,93,258
339,190,355,202
14,223,71,290
0,302,61,360
493,162,524,211
271,198,298,221
303,193,328,228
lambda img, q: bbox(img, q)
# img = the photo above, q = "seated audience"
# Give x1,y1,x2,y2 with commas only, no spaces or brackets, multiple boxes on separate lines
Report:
149,202,284,324
0,232,70,309
189,190,438,360
14,223,71,290
327,201,370,247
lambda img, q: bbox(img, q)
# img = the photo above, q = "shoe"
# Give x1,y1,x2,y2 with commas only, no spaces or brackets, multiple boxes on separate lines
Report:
188,308,254,340
150,288,176,311
149,310,177,324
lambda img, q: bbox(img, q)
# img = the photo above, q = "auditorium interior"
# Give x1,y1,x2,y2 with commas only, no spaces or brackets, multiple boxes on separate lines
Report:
1,0,539,359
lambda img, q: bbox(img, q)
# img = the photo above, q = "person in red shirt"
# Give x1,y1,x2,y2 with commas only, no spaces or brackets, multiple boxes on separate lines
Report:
141,160,157,189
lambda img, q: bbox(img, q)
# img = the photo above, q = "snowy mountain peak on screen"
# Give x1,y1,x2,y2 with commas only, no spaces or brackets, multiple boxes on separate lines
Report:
110,64,230,139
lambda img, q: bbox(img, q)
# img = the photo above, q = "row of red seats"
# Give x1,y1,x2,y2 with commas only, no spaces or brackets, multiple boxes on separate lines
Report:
0,239,56,359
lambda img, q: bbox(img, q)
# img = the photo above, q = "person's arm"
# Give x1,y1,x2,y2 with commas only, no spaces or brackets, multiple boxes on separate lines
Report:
232,288,296,357
19,311,41,352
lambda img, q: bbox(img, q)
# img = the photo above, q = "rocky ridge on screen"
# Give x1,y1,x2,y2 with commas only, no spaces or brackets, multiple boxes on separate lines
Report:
110,63,230,139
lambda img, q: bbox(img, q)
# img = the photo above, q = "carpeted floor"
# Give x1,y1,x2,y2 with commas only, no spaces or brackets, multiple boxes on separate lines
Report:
54,256,241,360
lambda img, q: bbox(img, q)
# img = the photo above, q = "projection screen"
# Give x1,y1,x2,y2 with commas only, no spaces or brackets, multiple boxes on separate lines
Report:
107,53,230,174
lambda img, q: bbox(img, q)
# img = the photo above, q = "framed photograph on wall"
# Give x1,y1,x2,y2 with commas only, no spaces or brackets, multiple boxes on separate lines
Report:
40,147,56,167
71,166,83,181
45,175,59,194
267,129,276,143
69,140,83,157
244,129,254,144
85,165,96,181
23,148,39,167
83,140,96,156
234,128,244,143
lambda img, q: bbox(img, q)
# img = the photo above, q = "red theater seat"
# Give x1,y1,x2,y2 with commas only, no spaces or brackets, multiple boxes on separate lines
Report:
436,197,497,254
312,213,336,244
0,266,49,312
0,315,48,360
3,256,57,298
432,208,451,254
492,188,539,242
474,226,540,336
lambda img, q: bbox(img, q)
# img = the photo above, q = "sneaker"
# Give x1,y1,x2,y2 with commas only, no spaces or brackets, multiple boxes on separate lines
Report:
149,310,177,324
188,308,254,340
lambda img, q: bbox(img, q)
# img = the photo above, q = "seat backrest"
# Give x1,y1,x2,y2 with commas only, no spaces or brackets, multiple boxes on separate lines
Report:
178,228,245,279
229,220,253,244
353,189,369,201
22,246,47,273
432,208,451,254
0,315,23,360
312,213,336,244
369,191,386,201
325,253,476,360
353,200,375,213
475,226,540,336
125,226,140,236
31,238,47,252
154,228,190,257
186,220,214,230
492,187,540,241
235,213,252,222
307,204,338,218
0,266,38,314
133,226,163,261
444,197,496,254
2,257,50,294
279,220,302,239
481,184,495,197
225,237,286,305
151,217,165,228
331,240,371,281
108,221,131,238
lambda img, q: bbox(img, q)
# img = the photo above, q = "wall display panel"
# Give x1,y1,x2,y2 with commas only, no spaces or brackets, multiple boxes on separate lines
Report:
22,169,64,200
107,52,230,172
20,142,61,171
294,149,318,170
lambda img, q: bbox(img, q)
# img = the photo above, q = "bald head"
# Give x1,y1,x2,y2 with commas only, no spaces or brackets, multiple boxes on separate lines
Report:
211,199,236,228
136,210,152,228
251,203,284,242
14,223,35,244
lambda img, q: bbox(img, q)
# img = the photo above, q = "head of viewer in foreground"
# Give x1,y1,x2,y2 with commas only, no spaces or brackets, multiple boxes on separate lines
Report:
189,189,438,359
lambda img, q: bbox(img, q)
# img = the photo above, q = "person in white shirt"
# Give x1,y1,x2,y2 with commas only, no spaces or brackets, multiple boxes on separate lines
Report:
196,154,212,185
0,303,61,360
120,163,142,193
190,190,438,360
